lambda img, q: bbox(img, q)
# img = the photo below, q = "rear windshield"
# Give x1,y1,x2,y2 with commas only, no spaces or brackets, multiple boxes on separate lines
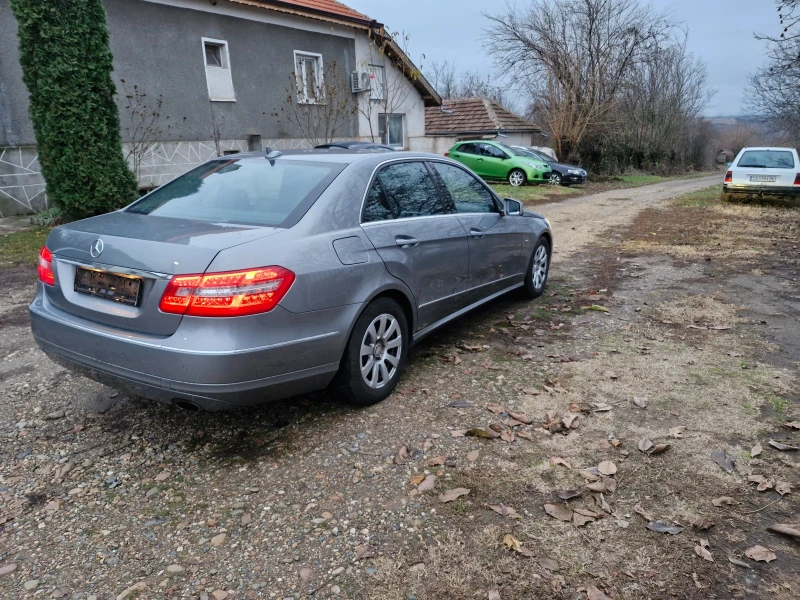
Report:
127,158,343,227
737,150,795,169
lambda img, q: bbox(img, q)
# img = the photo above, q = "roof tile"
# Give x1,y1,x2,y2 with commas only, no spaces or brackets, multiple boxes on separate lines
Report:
253,0,371,22
426,98,540,135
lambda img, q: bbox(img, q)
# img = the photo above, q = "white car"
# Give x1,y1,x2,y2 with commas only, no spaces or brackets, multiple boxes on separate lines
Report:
723,147,800,202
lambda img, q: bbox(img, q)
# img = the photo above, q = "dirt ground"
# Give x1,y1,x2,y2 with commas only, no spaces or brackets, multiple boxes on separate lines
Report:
1,174,798,600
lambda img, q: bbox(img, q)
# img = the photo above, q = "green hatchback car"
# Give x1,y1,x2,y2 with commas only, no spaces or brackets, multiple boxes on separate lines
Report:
445,140,552,186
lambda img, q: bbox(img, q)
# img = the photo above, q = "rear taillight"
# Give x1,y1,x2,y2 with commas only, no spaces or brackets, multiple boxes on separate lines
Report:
724,171,732,183
38,246,55,286
794,173,800,185
159,266,295,317
444,152,450,157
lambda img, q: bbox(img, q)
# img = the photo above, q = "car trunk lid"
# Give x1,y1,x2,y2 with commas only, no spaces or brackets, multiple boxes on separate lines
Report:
44,212,281,336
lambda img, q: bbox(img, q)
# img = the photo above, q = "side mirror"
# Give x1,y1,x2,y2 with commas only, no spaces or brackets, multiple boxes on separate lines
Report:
503,198,522,216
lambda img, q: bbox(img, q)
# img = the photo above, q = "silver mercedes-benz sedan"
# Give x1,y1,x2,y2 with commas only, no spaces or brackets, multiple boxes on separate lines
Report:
30,150,552,411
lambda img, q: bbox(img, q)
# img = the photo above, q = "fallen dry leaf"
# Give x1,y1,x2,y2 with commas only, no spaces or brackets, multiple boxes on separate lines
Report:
728,556,752,569
573,512,595,527
638,438,654,453
450,429,468,438
354,545,377,561
768,439,799,451
775,482,792,496
585,477,616,494
634,504,654,521
488,589,501,600
487,504,521,519
544,503,573,522
394,445,410,464
711,496,737,507
748,475,774,492
597,440,611,449
574,507,603,518
650,443,670,455
418,475,437,492
783,421,800,430
751,443,762,457
466,450,480,462
558,489,584,501
439,488,470,503
767,523,800,541
647,521,683,535
633,396,648,409
508,410,532,424
466,428,500,439
549,457,571,470
669,426,687,438
593,493,611,513
586,584,612,600
487,403,506,414
580,467,601,481
591,402,613,412
426,456,446,467
410,475,425,486
694,545,714,562
562,413,579,429
711,449,735,472
517,430,536,442
522,387,541,395
585,305,610,313
597,461,617,476
503,533,534,557
745,545,776,563
603,370,618,379
500,430,515,443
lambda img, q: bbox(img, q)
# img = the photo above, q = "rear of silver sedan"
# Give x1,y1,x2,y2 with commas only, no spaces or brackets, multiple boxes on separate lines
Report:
29,155,365,411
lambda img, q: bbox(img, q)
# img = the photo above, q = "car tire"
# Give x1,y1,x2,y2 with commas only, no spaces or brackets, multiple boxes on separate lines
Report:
334,297,409,406
549,172,563,186
522,238,550,299
508,169,527,187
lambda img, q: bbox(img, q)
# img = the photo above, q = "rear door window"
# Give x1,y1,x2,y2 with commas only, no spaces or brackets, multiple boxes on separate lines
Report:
737,150,795,169
432,162,497,214
457,143,477,155
363,161,449,221
127,158,343,227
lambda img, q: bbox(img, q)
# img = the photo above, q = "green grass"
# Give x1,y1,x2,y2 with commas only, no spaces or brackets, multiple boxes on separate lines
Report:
670,186,721,208
491,183,581,203
771,396,788,413
0,227,51,269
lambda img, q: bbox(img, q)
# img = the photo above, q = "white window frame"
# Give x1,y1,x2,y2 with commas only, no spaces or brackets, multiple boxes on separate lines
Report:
201,37,236,102
368,64,385,101
293,50,324,104
379,113,405,148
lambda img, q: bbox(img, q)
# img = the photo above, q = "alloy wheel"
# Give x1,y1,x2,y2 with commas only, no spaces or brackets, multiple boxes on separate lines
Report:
360,313,402,389
532,244,549,289
549,173,562,185
508,170,525,187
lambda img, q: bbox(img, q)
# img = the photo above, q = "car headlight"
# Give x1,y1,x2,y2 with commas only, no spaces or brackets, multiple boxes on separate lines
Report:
544,217,552,229
524,162,545,170
568,169,581,175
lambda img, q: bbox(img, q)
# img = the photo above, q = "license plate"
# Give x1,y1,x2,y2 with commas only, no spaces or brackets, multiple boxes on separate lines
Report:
74,268,142,306
749,175,777,182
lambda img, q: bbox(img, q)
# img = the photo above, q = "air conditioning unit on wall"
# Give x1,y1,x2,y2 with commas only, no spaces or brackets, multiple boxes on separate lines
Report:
351,71,371,93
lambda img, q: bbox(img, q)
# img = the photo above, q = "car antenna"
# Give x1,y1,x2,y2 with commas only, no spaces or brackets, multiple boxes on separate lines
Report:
264,146,282,160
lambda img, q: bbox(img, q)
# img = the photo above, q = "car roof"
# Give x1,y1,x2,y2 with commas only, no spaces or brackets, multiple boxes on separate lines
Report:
739,147,797,152
213,150,448,166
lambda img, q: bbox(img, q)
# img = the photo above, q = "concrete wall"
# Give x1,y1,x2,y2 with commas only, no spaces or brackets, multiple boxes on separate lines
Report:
353,34,425,149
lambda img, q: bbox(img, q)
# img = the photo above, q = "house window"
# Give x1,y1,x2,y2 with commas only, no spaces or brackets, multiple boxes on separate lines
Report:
294,51,324,104
379,114,404,148
368,65,385,101
202,38,235,102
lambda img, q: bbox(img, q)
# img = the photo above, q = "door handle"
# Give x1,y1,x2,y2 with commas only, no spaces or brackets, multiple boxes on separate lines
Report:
470,228,485,238
477,158,484,161
395,235,419,248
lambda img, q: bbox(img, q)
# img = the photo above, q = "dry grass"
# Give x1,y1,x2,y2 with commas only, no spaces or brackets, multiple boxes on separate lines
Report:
651,294,742,328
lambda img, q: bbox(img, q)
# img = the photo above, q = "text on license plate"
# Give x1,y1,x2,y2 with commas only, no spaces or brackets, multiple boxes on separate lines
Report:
74,268,142,306
749,175,777,182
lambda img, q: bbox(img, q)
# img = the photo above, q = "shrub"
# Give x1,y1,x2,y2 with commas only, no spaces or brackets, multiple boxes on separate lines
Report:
11,0,136,220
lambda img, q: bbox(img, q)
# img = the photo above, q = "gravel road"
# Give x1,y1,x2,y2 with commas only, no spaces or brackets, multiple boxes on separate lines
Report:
6,173,776,600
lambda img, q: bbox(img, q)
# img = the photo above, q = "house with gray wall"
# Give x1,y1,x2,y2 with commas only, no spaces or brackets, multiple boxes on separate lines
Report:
0,0,441,216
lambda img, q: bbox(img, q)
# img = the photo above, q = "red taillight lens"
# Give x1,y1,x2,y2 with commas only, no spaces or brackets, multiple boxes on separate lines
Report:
724,171,732,183
794,173,800,185
37,246,55,286
159,266,295,317
444,152,450,157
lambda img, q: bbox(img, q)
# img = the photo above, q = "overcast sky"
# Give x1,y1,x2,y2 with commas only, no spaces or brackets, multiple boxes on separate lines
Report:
345,0,781,116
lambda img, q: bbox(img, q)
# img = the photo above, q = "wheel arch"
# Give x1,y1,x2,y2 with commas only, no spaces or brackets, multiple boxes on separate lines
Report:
342,283,417,356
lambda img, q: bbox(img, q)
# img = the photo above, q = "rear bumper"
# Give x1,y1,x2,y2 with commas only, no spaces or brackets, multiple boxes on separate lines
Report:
30,291,360,411
724,184,800,198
